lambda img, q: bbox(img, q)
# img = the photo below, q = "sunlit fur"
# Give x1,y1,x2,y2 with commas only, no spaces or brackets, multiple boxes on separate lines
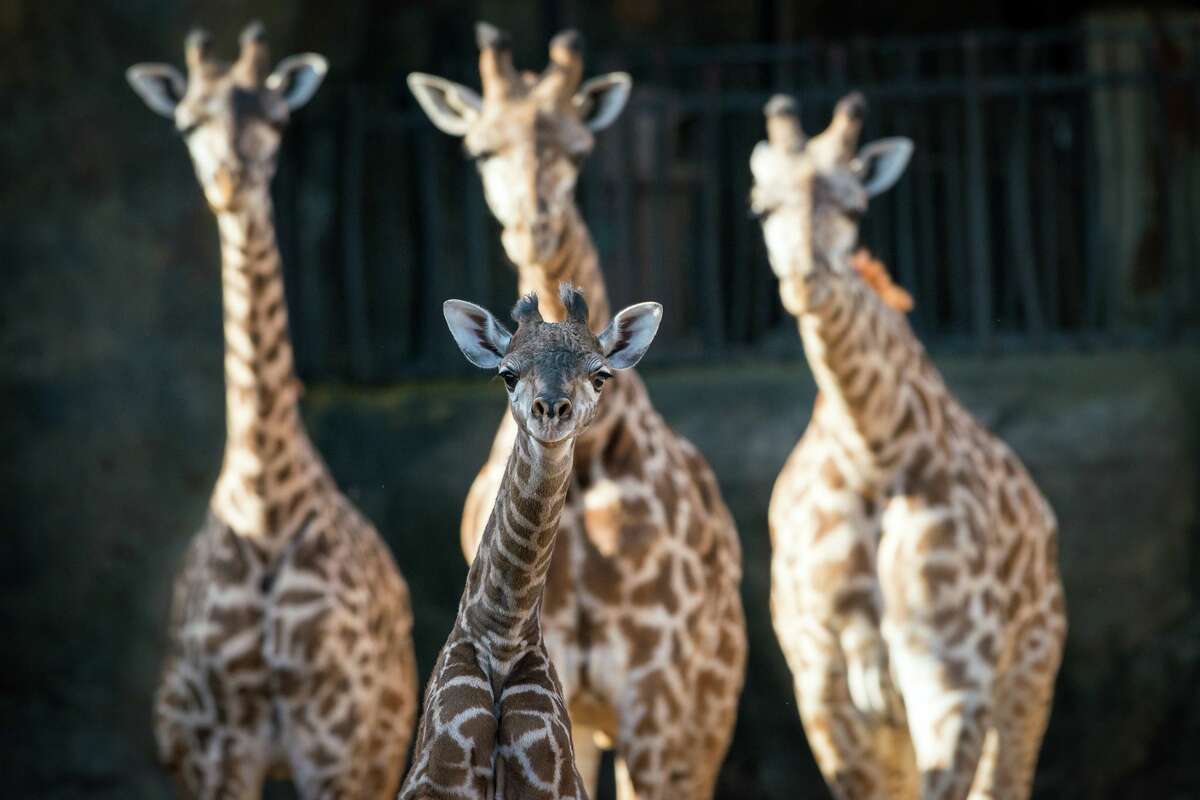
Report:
129,25,417,799
752,93,1067,800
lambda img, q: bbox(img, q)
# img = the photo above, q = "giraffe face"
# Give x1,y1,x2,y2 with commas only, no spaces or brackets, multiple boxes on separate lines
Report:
466,99,593,266
444,285,661,445
409,24,631,268
750,92,913,314
127,24,327,213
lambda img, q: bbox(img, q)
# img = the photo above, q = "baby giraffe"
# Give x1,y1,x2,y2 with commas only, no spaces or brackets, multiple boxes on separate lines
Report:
401,285,662,800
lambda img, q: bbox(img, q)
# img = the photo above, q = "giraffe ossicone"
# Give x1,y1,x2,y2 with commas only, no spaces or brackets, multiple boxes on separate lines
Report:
409,23,748,799
128,23,417,799
400,286,661,800
752,91,1067,800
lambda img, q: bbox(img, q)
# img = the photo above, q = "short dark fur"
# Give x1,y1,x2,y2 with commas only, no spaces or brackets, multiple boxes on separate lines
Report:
512,292,543,326
559,284,590,326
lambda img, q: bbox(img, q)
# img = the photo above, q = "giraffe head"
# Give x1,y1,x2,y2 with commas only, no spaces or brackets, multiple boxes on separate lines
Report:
445,284,660,445
750,92,913,315
408,22,631,268
127,22,327,212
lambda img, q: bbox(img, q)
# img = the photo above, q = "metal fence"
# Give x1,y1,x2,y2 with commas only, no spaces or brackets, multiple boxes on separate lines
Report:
274,22,1200,382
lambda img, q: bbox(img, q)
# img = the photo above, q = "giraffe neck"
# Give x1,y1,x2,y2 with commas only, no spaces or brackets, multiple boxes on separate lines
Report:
516,204,611,329
460,428,574,658
210,190,330,538
797,270,938,468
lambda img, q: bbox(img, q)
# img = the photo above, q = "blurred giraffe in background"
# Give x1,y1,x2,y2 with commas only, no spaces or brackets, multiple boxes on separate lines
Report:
408,23,747,800
402,287,661,800
127,23,417,798
750,92,1067,800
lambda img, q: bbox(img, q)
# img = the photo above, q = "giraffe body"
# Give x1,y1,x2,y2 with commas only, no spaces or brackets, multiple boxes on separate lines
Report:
409,26,746,798
128,25,417,798
403,287,664,800
752,94,1066,800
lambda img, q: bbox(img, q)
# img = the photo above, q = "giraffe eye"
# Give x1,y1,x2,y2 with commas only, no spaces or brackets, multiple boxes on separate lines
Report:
499,368,519,391
591,370,612,392
177,120,201,138
471,149,497,163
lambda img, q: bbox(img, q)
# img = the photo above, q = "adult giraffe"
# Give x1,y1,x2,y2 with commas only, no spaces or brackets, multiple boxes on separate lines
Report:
750,92,1066,800
408,24,746,800
128,24,417,798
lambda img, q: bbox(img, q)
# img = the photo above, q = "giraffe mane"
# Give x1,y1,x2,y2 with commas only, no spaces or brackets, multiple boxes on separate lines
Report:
851,248,914,313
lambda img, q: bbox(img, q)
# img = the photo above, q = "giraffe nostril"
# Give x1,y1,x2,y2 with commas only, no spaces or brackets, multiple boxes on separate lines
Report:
533,395,570,421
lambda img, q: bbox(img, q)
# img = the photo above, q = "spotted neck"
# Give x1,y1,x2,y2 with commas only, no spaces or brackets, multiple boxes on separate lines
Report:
210,190,330,538
460,428,574,657
796,270,938,468
516,204,611,329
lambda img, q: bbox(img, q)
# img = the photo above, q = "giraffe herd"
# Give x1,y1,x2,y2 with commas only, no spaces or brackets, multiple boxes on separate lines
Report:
128,19,1065,800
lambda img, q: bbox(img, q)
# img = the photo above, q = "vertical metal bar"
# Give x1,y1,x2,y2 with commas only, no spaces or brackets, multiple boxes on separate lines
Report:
1006,40,1045,339
414,128,443,363
732,112,754,345
341,86,372,381
1079,29,1104,333
649,95,669,333
378,117,411,371
1148,39,1177,338
464,157,489,304
909,46,940,334
614,103,636,308
893,46,920,328
297,125,332,377
699,64,725,351
940,48,970,336
1037,103,1061,332
963,34,994,347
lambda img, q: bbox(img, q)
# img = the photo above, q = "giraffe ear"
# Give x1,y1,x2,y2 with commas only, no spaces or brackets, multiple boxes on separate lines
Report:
127,63,186,118
408,73,482,137
598,302,662,370
852,137,914,197
444,300,512,369
573,72,631,131
267,53,328,111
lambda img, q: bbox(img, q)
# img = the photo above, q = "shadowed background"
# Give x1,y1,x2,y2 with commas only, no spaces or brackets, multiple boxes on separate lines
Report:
3,1,1199,797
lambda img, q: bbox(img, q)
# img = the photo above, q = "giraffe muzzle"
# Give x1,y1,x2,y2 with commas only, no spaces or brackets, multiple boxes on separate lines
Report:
532,394,572,422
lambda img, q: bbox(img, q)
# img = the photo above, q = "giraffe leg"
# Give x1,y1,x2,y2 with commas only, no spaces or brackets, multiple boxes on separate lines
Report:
967,610,1065,799
887,632,994,800
156,658,272,800
789,632,895,800
267,519,419,799
611,672,696,800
